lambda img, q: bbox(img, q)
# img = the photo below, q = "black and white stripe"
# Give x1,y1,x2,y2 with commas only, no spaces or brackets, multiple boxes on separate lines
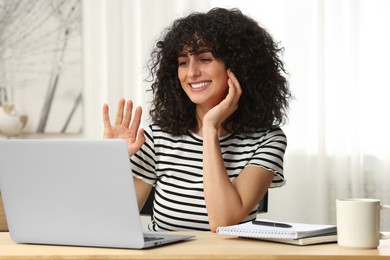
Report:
131,124,287,231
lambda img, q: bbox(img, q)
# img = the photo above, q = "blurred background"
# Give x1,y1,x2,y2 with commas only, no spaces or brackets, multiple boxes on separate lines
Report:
1,0,390,229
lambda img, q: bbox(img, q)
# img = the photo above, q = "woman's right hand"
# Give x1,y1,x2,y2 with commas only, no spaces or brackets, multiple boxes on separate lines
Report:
102,99,145,156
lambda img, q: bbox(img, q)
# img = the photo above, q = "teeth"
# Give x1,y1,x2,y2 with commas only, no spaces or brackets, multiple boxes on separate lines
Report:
191,82,210,89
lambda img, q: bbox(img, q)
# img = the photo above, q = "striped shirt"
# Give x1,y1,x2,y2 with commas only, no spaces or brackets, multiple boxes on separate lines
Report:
130,124,287,231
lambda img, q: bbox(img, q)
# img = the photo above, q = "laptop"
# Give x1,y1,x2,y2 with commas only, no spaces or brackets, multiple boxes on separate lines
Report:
0,139,194,249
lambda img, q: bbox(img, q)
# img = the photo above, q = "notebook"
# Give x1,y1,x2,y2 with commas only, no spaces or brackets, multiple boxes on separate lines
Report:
217,219,337,246
252,234,338,246
0,139,194,249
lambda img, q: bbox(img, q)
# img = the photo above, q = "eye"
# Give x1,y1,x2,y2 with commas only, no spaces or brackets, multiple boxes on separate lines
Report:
198,51,214,63
200,58,212,63
178,60,189,67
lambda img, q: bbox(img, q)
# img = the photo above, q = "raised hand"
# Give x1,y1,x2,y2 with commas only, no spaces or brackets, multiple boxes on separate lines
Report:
102,99,145,156
203,69,242,130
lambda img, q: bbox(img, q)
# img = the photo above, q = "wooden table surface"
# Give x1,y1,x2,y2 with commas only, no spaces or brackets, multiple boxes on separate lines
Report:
1,231,390,259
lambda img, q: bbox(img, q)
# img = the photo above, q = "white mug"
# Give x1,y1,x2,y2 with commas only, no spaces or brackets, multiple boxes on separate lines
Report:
336,198,390,249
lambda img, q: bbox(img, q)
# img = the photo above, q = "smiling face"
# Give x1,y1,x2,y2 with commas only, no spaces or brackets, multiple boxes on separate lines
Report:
177,49,229,110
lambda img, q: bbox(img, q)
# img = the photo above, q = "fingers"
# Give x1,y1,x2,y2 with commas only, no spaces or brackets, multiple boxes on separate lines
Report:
226,69,242,106
121,100,134,128
102,103,111,128
134,128,145,151
129,106,142,133
115,98,128,126
127,128,145,156
104,98,142,131
227,69,242,97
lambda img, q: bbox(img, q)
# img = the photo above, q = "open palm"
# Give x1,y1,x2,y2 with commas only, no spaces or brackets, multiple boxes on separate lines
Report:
102,99,145,156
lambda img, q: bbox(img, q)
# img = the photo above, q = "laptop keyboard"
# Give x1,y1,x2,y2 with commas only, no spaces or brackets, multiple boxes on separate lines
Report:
144,236,164,242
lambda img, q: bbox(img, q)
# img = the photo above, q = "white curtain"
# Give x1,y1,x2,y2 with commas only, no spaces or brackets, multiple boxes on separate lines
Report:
82,0,390,229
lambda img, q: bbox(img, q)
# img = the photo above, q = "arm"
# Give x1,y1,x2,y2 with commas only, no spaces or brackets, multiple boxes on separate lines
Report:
133,177,153,212
103,99,151,209
202,131,274,232
202,70,274,232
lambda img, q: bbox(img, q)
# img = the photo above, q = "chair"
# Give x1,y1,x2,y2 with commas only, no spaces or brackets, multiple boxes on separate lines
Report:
258,191,269,213
140,188,268,216
140,189,155,217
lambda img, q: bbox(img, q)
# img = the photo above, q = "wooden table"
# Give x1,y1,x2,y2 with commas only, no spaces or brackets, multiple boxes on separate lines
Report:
1,231,390,259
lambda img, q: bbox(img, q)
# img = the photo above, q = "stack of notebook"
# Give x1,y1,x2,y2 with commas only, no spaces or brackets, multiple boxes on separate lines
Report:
217,219,337,246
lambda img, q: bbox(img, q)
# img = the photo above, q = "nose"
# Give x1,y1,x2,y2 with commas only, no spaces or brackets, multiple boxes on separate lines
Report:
187,60,201,78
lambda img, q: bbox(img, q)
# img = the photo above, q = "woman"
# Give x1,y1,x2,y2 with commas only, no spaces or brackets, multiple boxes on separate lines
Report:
103,7,291,232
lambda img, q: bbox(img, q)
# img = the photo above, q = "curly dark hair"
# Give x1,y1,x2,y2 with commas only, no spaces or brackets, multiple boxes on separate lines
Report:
147,7,292,136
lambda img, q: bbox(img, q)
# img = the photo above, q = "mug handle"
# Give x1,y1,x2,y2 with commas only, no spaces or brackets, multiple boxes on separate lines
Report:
380,204,390,239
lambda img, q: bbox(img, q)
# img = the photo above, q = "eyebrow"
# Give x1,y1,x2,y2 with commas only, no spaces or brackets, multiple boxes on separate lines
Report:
177,49,212,58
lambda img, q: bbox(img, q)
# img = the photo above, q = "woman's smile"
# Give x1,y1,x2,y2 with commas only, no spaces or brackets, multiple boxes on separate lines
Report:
189,81,212,91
